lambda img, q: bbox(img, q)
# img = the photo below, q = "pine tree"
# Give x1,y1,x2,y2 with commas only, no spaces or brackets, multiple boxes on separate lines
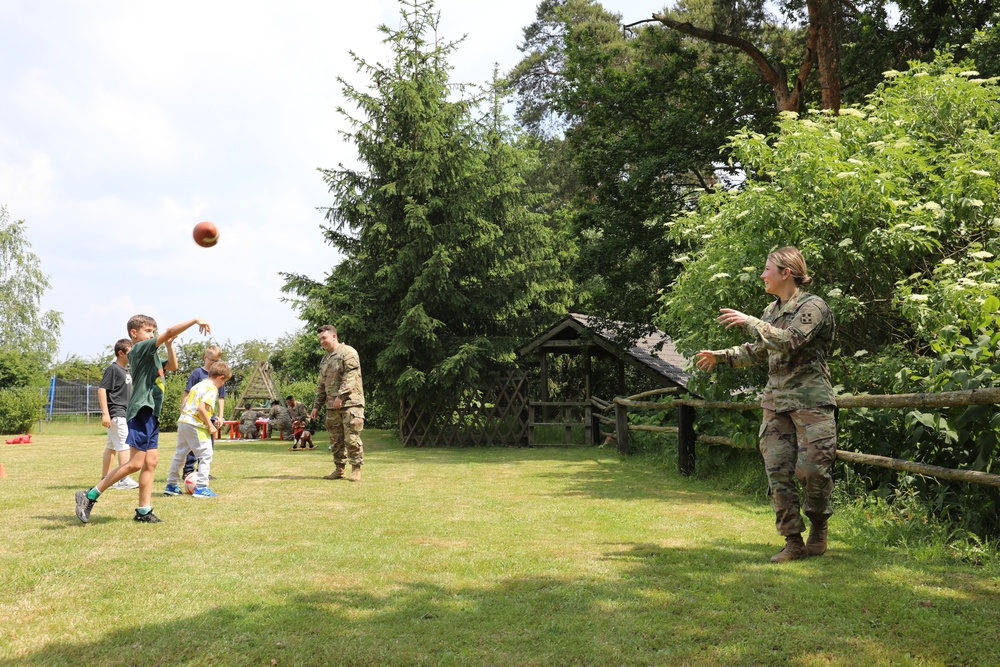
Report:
284,0,567,409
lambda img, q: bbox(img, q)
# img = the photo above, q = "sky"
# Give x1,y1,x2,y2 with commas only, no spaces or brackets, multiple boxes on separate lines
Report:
0,0,649,362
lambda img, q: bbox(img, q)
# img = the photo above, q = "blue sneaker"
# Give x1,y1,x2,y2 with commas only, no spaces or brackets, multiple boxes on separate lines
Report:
191,487,218,498
163,484,182,496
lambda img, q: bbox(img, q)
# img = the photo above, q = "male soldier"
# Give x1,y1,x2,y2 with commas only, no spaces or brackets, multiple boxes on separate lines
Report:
286,395,313,450
238,404,259,439
311,324,365,481
267,399,292,441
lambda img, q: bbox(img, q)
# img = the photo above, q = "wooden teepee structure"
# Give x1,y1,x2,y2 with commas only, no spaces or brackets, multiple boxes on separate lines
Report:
232,361,281,409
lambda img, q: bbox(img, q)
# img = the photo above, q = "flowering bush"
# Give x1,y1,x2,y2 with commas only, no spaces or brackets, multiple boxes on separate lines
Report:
657,53,1000,535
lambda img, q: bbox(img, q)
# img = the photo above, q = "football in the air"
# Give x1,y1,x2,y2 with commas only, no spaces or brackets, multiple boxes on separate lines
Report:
184,471,198,494
193,221,219,248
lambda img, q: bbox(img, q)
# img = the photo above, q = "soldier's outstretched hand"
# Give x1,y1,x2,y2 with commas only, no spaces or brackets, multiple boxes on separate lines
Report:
717,308,750,329
695,350,717,372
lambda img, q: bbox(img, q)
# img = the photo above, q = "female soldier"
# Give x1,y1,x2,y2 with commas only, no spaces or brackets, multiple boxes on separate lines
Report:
695,247,837,563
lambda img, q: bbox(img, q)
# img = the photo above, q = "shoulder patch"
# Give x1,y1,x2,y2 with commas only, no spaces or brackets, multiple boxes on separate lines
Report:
796,300,828,327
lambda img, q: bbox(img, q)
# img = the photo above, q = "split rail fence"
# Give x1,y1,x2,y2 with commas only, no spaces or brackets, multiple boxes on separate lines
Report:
595,386,1000,488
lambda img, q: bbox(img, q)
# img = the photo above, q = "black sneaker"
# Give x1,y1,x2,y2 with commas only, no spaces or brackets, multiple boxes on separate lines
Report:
75,490,95,524
133,509,163,523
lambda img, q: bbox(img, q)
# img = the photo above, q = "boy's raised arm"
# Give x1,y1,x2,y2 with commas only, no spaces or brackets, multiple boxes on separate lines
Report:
156,318,211,347
163,337,179,372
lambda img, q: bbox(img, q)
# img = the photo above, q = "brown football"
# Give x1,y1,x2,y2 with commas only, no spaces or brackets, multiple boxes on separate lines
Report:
193,221,219,248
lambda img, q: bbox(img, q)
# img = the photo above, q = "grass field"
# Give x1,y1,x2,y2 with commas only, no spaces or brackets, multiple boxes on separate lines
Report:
2,428,1000,666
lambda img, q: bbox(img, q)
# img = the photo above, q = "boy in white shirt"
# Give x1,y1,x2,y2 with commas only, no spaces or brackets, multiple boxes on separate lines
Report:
164,361,231,498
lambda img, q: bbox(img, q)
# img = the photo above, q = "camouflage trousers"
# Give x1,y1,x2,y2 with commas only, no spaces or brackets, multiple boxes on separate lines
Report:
326,406,365,467
759,406,837,536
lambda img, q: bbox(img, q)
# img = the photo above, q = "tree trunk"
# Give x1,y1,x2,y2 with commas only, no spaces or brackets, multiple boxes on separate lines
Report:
809,0,841,112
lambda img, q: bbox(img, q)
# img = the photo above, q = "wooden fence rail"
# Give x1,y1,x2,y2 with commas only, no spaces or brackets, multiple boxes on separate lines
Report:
600,387,1000,487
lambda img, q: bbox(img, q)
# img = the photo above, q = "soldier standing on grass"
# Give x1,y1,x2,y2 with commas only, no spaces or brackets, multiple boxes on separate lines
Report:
695,246,837,563
311,324,365,482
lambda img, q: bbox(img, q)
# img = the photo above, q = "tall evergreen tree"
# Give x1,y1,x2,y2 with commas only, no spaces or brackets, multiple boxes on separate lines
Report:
284,0,567,408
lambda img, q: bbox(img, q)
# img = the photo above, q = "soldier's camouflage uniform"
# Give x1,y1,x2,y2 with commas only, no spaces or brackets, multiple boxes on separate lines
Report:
238,408,259,439
286,400,310,431
268,404,293,440
712,288,837,536
313,343,365,468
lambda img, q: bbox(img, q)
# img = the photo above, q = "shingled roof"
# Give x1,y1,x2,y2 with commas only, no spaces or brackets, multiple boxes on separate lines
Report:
519,313,692,390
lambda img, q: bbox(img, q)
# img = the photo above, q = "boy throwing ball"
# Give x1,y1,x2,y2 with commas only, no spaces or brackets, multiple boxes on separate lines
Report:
75,315,211,524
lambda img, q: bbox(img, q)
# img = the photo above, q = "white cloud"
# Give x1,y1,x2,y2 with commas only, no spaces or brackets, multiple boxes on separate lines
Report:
5,0,640,360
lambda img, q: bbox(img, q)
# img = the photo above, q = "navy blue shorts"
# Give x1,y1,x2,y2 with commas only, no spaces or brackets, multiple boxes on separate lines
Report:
126,407,160,451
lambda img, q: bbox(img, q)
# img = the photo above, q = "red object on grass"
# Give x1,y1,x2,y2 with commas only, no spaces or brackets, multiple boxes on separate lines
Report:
5,434,31,444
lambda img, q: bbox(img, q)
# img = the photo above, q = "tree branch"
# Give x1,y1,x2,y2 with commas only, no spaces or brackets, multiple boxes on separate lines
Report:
652,13,800,111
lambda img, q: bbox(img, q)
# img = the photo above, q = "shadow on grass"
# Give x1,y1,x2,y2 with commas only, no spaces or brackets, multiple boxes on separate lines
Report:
33,514,118,530
246,474,319,481
6,540,997,667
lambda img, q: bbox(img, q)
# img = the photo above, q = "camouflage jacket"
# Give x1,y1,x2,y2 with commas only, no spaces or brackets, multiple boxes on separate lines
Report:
268,405,291,428
314,343,365,411
286,401,309,425
712,288,836,412
239,409,258,427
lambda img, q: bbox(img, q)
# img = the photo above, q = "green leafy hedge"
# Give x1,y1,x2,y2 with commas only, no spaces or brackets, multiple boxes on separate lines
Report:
658,53,1000,536
0,387,44,434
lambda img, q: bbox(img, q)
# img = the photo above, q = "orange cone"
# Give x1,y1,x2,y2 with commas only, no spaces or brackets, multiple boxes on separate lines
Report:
0,463,7,478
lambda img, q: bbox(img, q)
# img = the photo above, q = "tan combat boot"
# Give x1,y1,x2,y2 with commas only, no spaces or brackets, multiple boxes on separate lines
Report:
805,513,828,557
349,465,362,482
323,466,346,480
770,534,806,563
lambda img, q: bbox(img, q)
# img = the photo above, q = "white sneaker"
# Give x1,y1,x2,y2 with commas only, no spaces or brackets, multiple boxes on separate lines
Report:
111,477,139,490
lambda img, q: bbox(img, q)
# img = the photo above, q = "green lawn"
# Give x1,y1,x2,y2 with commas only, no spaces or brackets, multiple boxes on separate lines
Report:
2,429,999,666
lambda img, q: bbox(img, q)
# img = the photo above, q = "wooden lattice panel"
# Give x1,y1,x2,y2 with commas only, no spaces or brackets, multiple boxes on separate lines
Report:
400,371,529,447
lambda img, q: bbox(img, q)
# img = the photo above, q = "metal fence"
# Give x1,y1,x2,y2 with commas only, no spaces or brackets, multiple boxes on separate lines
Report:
44,377,102,418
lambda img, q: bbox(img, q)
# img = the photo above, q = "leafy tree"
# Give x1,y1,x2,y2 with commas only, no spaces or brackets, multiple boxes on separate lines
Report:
268,330,325,386
0,349,45,389
284,0,568,410
49,355,108,384
509,0,773,333
647,1,999,113
0,206,62,368
658,54,1000,534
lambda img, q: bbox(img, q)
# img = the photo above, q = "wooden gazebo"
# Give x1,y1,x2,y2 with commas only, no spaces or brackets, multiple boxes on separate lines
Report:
518,313,692,445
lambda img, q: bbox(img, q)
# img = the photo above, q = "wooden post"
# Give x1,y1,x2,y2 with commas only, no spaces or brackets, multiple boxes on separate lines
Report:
528,403,535,446
539,351,549,425
615,401,630,455
565,404,572,445
617,360,626,395
678,404,696,476
518,379,529,446
585,403,595,446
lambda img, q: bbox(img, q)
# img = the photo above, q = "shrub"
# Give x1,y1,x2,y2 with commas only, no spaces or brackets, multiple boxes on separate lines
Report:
658,53,1000,537
0,387,44,434
158,374,189,433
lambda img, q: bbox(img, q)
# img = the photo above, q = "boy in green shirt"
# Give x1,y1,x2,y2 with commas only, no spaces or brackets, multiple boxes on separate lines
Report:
75,314,211,524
